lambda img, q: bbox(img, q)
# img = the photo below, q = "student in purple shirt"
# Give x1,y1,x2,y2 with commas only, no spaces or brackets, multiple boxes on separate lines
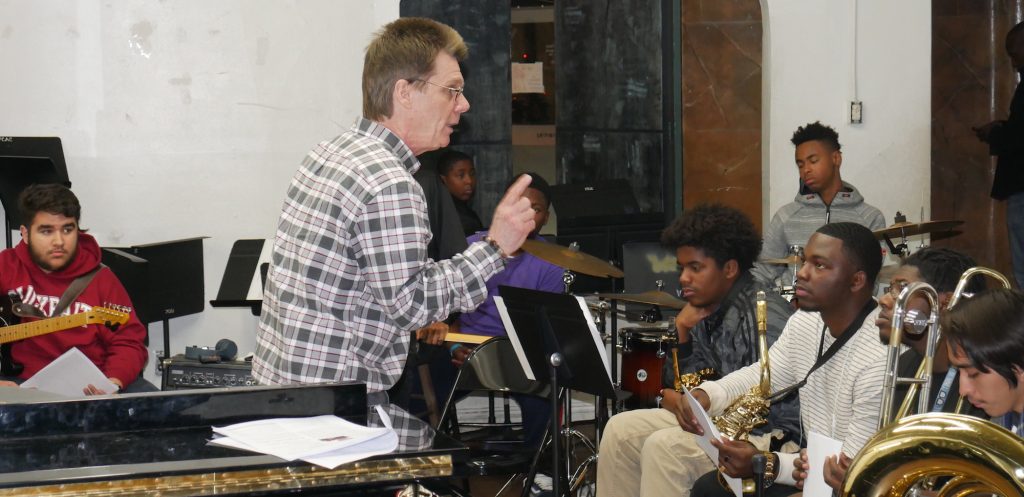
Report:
447,172,563,446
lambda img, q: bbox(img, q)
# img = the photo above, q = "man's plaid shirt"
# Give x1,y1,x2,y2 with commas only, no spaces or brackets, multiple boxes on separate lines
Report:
253,118,504,391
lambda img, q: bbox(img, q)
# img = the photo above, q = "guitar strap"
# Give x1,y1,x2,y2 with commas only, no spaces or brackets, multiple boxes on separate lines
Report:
13,265,104,319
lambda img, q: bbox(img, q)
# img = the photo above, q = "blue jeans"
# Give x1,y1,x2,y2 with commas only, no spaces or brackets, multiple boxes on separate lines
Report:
1007,192,1024,288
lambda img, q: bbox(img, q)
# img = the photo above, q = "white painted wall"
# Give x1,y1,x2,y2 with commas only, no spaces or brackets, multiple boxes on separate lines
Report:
761,0,932,235
0,0,400,385
0,0,931,388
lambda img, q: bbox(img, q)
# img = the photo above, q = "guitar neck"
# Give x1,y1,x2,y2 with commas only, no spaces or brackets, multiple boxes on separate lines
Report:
0,313,90,344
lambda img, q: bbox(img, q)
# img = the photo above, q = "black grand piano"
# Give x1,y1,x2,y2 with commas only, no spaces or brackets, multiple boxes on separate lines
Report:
0,383,467,496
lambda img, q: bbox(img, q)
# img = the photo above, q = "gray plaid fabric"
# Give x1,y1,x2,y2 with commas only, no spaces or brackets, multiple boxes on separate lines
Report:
253,117,504,392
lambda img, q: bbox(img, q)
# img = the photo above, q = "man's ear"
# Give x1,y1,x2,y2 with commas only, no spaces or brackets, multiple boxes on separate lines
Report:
833,149,843,169
850,270,867,294
722,259,740,280
393,78,415,110
19,225,27,241
938,291,954,309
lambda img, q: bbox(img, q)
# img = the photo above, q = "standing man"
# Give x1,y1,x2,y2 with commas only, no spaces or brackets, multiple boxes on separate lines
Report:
753,122,886,288
974,21,1024,287
0,184,151,393
681,223,889,496
597,204,798,497
253,18,537,392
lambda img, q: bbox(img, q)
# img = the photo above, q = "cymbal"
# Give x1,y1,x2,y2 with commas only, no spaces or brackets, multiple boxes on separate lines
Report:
759,254,803,265
521,239,625,278
594,290,686,309
873,220,964,240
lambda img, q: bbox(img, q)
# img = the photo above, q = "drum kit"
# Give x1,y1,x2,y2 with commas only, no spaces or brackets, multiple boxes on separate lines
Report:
520,239,684,408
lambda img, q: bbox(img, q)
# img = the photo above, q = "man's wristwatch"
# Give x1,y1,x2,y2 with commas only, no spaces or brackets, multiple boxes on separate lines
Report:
761,451,778,488
483,235,508,259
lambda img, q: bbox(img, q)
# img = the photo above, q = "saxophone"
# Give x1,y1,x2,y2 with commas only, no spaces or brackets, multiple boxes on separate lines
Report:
715,290,773,494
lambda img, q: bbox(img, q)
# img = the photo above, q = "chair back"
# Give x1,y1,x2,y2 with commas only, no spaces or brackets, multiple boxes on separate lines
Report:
436,336,548,428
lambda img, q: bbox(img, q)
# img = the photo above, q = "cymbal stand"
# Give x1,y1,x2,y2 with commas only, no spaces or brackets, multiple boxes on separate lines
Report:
882,234,910,259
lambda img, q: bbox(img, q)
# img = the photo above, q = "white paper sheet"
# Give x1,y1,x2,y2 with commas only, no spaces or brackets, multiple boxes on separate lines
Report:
20,347,118,398
495,296,536,380
682,386,743,497
511,62,544,93
805,431,845,497
212,414,393,462
573,296,612,380
209,405,397,467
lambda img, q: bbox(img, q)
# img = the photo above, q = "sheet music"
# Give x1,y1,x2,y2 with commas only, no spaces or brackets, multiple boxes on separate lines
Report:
211,410,396,467
245,240,272,300
20,347,118,398
494,296,536,380
682,386,743,497
804,431,844,497
573,295,612,382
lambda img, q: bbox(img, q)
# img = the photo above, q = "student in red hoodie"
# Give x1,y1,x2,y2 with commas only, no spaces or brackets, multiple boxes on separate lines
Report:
0,183,151,393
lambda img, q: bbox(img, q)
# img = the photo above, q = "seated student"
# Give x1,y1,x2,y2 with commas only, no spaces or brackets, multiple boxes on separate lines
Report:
681,223,889,497
809,247,987,490
943,288,1024,437
752,122,885,289
444,172,561,447
0,184,152,394
597,204,798,497
437,149,484,236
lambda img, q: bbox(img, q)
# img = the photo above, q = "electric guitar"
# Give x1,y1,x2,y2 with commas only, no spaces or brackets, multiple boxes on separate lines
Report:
0,300,130,377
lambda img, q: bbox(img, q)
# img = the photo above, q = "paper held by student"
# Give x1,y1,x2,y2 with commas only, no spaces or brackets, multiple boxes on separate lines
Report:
682,386,743,497
20,347,118,398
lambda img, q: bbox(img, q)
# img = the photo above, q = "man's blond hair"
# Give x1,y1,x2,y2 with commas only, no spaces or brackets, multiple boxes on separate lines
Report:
363,18,468,121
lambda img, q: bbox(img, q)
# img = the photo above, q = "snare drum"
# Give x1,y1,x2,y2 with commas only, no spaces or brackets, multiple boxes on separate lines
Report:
619,326,676,407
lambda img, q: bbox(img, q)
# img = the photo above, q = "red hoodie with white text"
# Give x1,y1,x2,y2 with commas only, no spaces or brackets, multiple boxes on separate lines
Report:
0,233,147,385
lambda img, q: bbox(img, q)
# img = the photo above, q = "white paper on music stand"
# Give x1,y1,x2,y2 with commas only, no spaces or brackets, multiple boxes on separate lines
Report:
682,386,743,497
573,295,612,380
20,347,118,398
495,296,536,380
804,431,844,497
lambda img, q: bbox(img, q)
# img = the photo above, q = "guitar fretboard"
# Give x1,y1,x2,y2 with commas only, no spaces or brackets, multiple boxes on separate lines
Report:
0,314,90,344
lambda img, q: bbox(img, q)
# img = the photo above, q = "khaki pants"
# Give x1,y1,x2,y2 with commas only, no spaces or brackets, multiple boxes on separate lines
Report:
597,408,714,497
597,408,776,497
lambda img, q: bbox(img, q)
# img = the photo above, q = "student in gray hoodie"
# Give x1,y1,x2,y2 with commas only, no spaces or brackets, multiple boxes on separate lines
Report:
753,122,886,288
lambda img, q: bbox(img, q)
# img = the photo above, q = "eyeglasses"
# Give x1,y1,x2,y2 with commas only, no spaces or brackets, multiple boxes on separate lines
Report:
883,280,909,299
415,79,465,101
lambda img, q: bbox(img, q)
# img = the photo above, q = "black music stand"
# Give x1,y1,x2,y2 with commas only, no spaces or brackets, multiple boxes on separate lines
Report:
102,237,207,361
210,239,270,316
496,286,615,497
0,137,71,248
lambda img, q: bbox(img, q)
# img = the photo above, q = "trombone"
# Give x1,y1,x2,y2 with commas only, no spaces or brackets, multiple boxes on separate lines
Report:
877,267,1012,427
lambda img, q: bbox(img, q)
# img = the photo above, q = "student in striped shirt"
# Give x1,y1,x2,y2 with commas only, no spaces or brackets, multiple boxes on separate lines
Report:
682,222,890,496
